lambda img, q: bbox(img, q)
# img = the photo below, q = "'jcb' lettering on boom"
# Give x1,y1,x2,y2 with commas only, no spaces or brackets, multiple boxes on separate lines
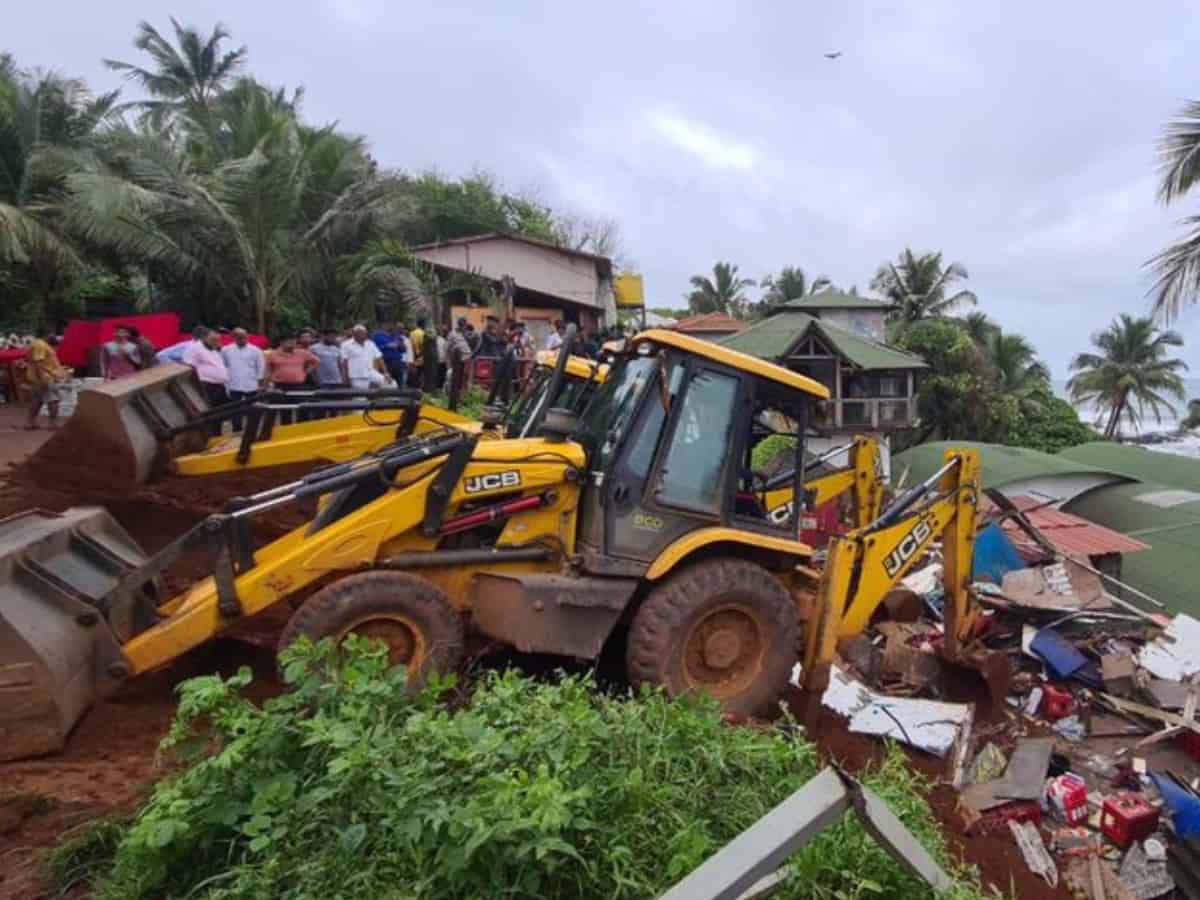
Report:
883,518,932,577
463,471,521,494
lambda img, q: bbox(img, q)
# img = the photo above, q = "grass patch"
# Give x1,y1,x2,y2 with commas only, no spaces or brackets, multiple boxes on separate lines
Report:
41,815,129,897
424,386,488,421
69,639,989,900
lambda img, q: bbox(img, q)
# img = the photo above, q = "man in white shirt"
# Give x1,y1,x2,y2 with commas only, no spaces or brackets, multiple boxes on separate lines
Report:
158,325,208,364
340,324,385,390
545,320,565,352
220,328,266,433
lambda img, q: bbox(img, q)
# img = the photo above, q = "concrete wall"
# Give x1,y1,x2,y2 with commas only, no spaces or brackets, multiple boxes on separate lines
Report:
415,239,604,312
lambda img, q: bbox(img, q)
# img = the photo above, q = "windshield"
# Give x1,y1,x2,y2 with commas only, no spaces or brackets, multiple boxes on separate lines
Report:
505,365,596,437
575,355,657,464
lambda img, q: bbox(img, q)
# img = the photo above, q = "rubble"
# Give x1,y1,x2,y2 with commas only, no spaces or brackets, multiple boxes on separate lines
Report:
812,488,1200,898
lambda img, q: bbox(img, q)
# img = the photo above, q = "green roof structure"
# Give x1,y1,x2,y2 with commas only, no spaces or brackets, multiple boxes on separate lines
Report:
720,311,926,371
1065,481,1200,618
893,441,1125,490
1060,442,1200,492
776,290,892,311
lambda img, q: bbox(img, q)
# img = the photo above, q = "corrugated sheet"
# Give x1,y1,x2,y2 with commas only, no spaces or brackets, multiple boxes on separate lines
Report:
778,290,891,311
998,495,1149,558
1065,481,1200,618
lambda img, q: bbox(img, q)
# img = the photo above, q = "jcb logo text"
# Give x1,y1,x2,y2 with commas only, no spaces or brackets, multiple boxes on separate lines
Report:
883,518,932,577
464,471,521,494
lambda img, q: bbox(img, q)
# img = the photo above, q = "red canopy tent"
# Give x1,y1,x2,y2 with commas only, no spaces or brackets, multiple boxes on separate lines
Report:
97,312,182,350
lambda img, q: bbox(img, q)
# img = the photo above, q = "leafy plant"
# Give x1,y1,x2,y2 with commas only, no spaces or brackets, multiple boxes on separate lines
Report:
72,638,987,900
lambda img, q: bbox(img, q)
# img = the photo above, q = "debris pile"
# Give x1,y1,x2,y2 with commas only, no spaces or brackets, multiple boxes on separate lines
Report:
809,493,1200,899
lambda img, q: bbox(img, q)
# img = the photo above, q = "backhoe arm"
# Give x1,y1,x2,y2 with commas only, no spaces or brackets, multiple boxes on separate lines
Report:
801,448,981,690
762,435,883,528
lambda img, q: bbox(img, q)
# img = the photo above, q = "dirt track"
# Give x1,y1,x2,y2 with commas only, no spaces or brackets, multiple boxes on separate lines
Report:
0,406,1069,899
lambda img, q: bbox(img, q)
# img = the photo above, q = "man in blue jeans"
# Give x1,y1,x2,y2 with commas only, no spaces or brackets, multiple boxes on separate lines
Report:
372,323,406,386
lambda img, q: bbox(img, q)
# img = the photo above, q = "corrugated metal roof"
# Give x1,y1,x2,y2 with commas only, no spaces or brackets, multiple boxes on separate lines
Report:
998,495,1149,558
671,312,746,333
1064,480,1200,618
1060,442,1200,492
720,311,927,370
894,441,1130,490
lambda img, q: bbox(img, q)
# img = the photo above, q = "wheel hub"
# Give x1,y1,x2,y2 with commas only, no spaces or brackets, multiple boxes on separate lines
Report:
343,617,422,672
683,605,765,697
702,628,742,670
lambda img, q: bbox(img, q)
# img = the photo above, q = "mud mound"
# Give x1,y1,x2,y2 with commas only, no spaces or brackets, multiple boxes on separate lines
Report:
24,417,139,490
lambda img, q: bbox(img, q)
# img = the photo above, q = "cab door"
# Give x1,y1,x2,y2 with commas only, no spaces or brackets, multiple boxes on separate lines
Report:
605,361,746,563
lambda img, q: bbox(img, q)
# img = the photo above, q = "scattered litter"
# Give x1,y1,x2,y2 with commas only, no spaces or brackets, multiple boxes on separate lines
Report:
820,666,971,756
1138,614,1200,681
1030,627,1102,685
1144,679,1192,711
1149,772,1200,840
1045,773,1089,825
1050,825,1099,857
1023,685,1044,717
1001,558,1109,611
1101,793,1161,848
1053,714,1088,742
1041,684,1076,720
1009,819,1058,887
966,742,1007,785
1118,841,1175,900
1143,838,1166,862
1102,653,1136,696
961,738,1054,811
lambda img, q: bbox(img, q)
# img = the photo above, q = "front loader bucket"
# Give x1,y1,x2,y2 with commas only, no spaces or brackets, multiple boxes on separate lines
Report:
0,508,150,761
30,364,210,487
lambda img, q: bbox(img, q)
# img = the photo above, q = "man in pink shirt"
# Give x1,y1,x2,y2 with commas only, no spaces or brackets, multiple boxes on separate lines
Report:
265,335,319,424
100,326,140,380
183,331,230,435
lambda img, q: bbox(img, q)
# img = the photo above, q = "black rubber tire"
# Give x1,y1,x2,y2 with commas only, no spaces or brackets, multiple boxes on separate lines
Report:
278,571,464,689
626,558,798,719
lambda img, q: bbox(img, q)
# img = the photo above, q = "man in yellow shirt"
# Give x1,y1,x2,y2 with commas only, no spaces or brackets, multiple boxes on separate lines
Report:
25,326,67,430
409,318,426,389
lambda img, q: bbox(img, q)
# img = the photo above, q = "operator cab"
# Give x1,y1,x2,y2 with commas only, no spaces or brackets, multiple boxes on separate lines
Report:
573,330,829,574
501,352,607,439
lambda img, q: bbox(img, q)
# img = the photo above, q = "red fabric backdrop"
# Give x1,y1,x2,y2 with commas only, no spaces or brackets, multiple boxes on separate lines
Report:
97,313,182,349
56,320,103,368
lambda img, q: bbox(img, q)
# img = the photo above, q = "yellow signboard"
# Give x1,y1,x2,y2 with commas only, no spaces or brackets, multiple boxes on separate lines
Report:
614,272,645,308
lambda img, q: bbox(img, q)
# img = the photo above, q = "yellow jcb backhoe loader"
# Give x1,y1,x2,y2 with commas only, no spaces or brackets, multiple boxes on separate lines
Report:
0,329,991,763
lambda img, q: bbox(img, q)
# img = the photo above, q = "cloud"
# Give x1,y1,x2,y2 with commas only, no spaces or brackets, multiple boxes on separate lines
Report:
643,109,758,172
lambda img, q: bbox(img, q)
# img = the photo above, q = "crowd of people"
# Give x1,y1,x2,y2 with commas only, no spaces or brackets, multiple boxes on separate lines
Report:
15,314,619,430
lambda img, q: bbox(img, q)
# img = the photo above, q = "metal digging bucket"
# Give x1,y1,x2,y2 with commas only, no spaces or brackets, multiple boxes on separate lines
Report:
44,364,211,486
0,508,153,761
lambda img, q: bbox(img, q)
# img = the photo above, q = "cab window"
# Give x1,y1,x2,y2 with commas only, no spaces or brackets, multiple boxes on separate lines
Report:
654,368,739,514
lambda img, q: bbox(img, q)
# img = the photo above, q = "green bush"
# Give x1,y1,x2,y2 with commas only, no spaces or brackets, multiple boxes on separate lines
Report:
424,386,488,421
76,639,987,900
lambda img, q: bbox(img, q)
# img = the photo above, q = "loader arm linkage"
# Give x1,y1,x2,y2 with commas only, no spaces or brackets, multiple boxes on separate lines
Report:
801,448,1004,698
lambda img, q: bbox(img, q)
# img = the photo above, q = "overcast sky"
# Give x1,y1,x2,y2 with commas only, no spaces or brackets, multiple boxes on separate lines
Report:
11,1,1200,375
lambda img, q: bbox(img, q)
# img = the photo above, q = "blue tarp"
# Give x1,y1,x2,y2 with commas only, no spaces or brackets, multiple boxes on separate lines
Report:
1029,628,1102,687
1150,772,1200,839
972,523,1025,584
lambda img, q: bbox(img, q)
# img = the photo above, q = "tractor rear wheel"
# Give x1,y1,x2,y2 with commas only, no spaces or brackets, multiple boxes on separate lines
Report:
626,558,797,719
278,571,464,689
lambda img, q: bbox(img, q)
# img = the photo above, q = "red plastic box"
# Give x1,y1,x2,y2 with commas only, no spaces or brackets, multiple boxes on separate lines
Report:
1040,684,1075,720
1100,793,1160,848
1045,774,1088,825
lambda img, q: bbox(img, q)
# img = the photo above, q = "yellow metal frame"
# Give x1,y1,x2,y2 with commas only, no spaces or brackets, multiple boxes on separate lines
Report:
802,448,980,684
172,405,479,476
645,527,813,581
123,438,586,675
761,436,883,528
631,329,830,399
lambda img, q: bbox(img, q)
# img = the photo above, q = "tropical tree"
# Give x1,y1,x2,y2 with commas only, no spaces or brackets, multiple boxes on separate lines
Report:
1068,314,1188,438
960,311,999,346
988,330,1050,415
0,59,120,322
1182,398,1200,430
66,84,402,332
686,261,754,315
104,18,246,129
759,265,830,305
871,248,977,324
1148,99,1200,322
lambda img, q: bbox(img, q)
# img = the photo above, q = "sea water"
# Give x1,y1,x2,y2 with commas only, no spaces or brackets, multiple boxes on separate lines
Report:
1052,378,1200,459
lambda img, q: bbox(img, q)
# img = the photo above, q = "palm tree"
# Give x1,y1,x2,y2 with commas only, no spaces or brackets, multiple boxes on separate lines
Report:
105,19,246,128
961,311,999,346
759,265,830,305
1183,399,1200,430
66,83,401,332
871,248,978,323
686,261,754,315
988,330,1049,415
1068,314,1188,438
0,61,120,320
1148,99,1200,322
